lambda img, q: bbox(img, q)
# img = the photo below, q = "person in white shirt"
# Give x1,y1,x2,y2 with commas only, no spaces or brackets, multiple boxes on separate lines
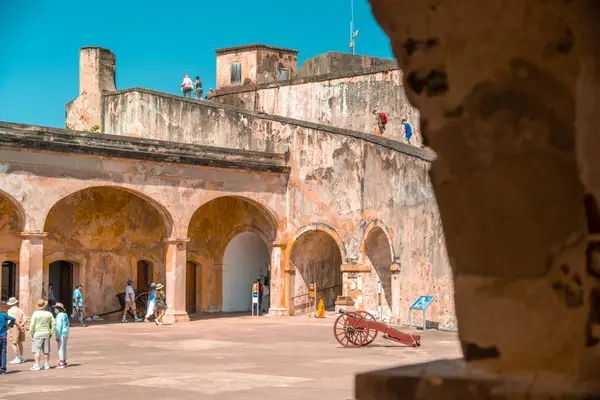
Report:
122,280,142,323
181,74,193,98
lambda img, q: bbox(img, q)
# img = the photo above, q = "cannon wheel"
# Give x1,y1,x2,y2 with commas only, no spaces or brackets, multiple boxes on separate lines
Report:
135,292,149,318
356,311,379,346
333,311,368,348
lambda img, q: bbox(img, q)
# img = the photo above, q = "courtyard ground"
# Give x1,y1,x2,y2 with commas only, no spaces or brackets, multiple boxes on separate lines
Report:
0,314,461,399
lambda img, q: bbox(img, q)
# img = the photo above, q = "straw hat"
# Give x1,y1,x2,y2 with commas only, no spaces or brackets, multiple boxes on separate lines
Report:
36,299,48,310
156,283,164,290
6,297,18,306
53,302,66,311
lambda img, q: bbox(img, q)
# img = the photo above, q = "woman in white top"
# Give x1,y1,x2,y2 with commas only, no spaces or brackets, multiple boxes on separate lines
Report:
181,74,193,98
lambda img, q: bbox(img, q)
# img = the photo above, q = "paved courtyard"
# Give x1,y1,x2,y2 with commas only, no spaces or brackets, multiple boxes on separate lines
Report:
0,315,461,399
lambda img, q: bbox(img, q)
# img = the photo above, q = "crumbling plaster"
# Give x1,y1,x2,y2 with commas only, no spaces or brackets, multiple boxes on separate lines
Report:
213,68,421,142
101,89,453,327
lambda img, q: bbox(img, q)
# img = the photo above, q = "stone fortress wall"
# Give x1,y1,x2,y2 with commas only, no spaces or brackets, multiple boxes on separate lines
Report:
1,45,455,329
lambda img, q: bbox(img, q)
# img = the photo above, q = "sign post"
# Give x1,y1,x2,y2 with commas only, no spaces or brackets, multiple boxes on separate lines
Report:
309,282,316,317
251,282,260,316
377,279,383,321
408,296,435,331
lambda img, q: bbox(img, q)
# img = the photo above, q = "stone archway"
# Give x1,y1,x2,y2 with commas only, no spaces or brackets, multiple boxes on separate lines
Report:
43,186,170,316
0,192,25,305
187,196,277,313
364,225,394,319
289,229,343,314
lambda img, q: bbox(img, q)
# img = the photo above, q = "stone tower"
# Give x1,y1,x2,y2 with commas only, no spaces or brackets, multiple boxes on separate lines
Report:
65,47,116,131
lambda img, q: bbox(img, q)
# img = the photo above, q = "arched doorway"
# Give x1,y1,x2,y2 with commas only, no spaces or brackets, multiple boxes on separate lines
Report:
222,232,270,312
136,260,152,290
186,261,198,314
0,192,24,304
364,226,393,319
49,261,73,314
187,196,276,313
290,230,343,314
43,187,169,316
1,261,17,303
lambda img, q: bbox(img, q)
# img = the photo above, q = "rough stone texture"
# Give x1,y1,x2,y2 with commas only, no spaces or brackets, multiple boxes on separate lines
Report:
97,87,452,326
4,42,453,330
362,0,600,391
298,52,397,77
215,44,298,89
66,47,116,131
212,66,421,142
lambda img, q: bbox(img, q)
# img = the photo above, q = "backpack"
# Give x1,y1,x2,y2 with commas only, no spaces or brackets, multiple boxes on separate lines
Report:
379,113,388,124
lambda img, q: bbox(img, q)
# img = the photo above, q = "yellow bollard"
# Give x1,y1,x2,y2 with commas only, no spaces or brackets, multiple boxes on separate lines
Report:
316,299,325,318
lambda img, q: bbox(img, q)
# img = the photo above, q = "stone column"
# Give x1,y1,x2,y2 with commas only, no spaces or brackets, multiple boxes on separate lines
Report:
19,232,47,316
389,262,401,325
340,263,372,311
269,241,287,316
163,237,190,324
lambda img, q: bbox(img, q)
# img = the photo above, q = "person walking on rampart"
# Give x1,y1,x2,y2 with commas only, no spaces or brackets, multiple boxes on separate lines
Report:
122,280,142,323
29,299,55,371
194,76,203,99
7,297,26,365
53,303,70,369
373,109,387,136
154,283,166,326
181,74,193,98
71,284,86,327
0,309,16,374
144,283,156,322
402,118,413,144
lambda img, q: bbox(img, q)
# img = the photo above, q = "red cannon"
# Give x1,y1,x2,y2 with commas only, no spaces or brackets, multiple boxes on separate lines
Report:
333,310,421,348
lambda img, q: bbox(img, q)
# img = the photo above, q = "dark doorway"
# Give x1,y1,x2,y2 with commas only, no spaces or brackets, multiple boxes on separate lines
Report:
186,261,197,314
1,261,17,303
137,260,152,290
49,261,73,314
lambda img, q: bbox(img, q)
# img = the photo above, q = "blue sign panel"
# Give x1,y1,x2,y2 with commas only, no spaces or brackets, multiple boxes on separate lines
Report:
410,296,434,310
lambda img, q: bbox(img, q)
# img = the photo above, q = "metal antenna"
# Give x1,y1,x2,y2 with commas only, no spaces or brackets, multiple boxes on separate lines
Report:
349,0,359,54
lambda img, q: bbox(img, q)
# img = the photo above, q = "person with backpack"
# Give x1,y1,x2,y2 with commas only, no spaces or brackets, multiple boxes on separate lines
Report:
373,109,388,136
181,74,194,98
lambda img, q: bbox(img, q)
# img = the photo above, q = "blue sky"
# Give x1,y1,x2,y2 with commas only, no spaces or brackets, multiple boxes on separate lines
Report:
0,0,393,128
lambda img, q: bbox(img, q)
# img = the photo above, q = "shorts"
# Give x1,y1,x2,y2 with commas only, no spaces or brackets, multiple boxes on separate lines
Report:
32,338,51,354
124,301,137,313
8,327,24,345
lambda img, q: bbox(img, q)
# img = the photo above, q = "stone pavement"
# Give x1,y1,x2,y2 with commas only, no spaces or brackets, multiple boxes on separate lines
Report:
0,315,461,399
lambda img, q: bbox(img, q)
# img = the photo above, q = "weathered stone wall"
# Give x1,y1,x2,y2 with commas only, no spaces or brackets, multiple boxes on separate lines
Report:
298,52,397,77
101,89,454,328
66,47,116,131
212,68,421,143
256,48,298,84
216,49,257,89
43,187,166,315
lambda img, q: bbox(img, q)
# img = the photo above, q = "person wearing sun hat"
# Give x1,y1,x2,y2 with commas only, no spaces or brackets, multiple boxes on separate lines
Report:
6,297,26,365
153,283,167,326
52,303,70,368
29,299,55,371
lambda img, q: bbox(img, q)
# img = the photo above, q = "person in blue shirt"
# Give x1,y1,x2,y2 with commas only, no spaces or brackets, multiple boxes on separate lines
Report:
70,284,86,327
402,119,413,144
144,283,156,322
0,312,16,374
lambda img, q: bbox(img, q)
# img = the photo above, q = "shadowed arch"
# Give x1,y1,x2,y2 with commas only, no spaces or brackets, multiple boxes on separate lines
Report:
362,220,394,319
42,185,174,237
0,188,26,233
362,219,395,262
289,225,345,314
292,223,348,265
